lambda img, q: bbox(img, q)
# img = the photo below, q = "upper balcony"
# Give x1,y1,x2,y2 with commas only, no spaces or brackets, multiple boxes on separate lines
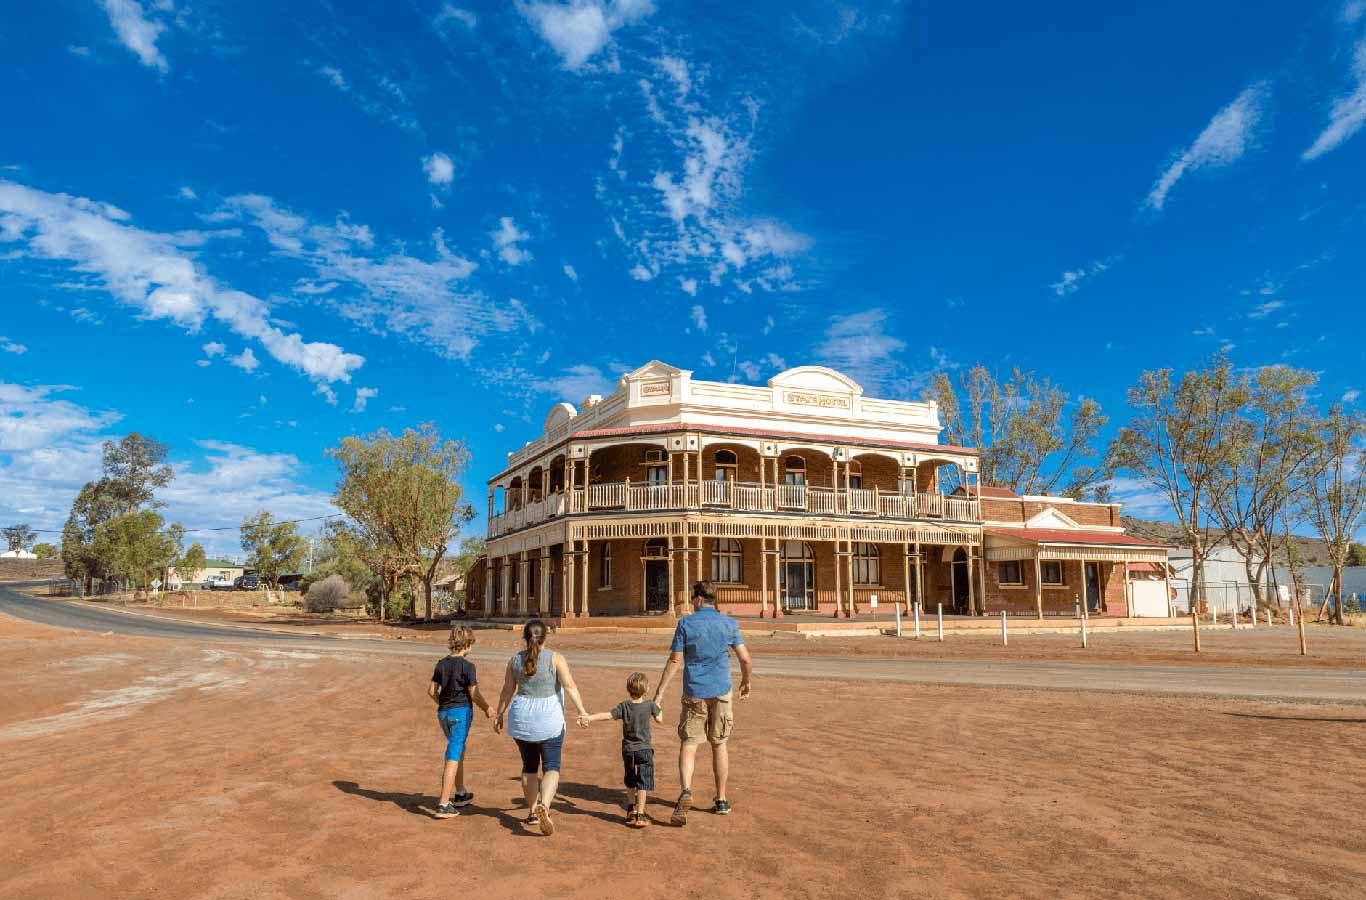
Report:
488,481,980,538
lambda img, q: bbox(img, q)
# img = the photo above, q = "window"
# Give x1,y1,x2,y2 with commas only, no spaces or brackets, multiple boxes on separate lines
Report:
599,543,612,588
847,460,863,490
998,560,1023,585
646,465,667,486
1041,561,1064,585
783,456,806,486
852,542,880,585
714,449,736,482
712,538,743,583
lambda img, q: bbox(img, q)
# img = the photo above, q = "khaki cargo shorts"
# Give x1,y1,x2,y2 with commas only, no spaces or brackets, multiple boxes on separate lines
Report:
678,693,734,746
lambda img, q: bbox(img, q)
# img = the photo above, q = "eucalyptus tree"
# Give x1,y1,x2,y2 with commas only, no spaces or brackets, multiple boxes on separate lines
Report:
929,366,1110,498
1300,406,1366,625
240,511,307,588
1110,354,1248,610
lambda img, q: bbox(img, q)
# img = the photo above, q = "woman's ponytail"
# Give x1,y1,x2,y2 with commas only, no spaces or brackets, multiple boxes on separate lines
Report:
521,620,547,677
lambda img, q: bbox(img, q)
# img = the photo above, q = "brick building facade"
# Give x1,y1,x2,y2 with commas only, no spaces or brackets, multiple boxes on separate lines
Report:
469,361,1169,619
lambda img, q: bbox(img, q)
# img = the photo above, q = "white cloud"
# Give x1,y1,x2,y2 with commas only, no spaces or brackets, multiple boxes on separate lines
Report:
1,338,27,355
1343,1,1366,25
202,341,225,358
0,180,365,386
223,193,518,360
1192,326,1215,336
228,347,260,373
657,55,691,98
176,186,198,201
1304,40,1366,160
494,423,506,432
520,0,655,70
531,364,616,402
313,65,419,133
434,4,478,31
1143,82,1269,212
1343,388,1361,403
68,45,91,57
1051,258,1112,297
679,277,697,296
563,264,579,281
0,382,121,453
815,308,907,392
352,386,379,412
765,352,786,370
736,360,761,382
701,351,716,367
690,304,708,332
629,264,655,281
1103,476,1173,520
97,0,169,73
423,152,455,186
1248,300,1284,319
491,216,533,266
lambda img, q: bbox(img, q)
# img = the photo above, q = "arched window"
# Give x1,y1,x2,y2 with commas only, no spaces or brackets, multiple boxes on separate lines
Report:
599,543,613,588
852,542,880,585
712,538,742,583
714,449,737,482
643,538,668,558
783,455,806,486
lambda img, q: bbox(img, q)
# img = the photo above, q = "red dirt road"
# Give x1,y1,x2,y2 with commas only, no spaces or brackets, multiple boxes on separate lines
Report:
2,615,1365,900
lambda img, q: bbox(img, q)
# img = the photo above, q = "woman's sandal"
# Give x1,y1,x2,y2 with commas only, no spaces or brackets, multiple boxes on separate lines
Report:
525,814,540,829
629,811,649,828
625,811,638,827
535,803,555,836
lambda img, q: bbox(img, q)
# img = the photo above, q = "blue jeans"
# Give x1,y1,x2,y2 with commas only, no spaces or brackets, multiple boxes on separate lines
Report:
438,706,473,762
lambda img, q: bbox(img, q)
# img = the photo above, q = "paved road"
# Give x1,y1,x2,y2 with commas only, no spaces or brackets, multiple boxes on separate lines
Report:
3,583,1365,704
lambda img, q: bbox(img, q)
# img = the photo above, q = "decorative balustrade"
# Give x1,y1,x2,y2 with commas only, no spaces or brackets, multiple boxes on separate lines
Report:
490,482,981,536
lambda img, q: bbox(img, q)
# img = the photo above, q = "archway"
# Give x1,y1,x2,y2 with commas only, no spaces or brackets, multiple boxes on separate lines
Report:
779,540,816,612
951,547,970,614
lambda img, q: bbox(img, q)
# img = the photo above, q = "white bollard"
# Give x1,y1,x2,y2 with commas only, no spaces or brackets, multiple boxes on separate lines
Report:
914,601,922,639
895,601,902,638
1001,610,1008,646
1076,598,1087,648
1289,604,1295,627
1266,609,1272,627
937,602,944,642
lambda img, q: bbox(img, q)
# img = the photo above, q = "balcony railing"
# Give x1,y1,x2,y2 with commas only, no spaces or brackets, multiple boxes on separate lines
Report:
490,481,981,537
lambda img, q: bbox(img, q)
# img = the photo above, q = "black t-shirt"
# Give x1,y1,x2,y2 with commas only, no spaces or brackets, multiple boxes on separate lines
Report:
431,656,478,710
611,699,661,752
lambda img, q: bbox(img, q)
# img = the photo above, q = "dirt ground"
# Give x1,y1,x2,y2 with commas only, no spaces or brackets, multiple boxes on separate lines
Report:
2,615,1365,899
82,597,1366,670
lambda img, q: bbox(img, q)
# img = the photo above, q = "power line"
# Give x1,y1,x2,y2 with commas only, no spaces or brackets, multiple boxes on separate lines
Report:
25,514,342,536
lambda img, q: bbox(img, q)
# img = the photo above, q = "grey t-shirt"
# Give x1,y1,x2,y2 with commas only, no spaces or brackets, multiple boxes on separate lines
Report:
611,699,662,752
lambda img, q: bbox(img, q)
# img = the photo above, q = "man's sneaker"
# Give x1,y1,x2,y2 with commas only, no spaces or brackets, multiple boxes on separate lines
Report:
433,801,460,819
451,791,474,808
670,789,692,827
713,799,731,816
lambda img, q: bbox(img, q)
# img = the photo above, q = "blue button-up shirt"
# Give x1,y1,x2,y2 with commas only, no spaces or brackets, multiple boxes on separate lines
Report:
670,606,744,699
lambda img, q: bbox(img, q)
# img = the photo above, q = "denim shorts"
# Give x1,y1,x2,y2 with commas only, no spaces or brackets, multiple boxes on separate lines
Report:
622,748,655,791
438,706,473,762
515,732,564,774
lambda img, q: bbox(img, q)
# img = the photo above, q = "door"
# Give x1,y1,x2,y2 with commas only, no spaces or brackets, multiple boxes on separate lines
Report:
645,560,670,613
779,540,816,611
1085,563,1101,613
951,548,970,614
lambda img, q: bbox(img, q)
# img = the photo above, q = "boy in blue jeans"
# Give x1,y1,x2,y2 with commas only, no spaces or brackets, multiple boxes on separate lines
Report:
579,672,663,827
428,625,491,818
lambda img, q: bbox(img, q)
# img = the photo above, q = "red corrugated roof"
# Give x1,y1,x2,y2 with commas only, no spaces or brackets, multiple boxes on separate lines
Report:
986,527,1172,548
565,422,976,455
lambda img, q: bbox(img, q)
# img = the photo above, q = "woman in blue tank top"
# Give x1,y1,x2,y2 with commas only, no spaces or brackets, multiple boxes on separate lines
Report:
495,620,589,836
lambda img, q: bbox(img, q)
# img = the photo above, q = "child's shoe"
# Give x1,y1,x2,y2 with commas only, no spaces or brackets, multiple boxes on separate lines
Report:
452,791,474,807
433,801,460,819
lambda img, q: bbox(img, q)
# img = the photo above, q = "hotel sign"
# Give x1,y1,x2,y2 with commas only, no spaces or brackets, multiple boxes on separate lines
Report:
784,391,849,409
641,380,671,397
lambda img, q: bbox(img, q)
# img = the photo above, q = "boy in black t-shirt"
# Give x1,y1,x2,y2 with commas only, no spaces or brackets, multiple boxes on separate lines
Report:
578,672,663,827
427,625,491,818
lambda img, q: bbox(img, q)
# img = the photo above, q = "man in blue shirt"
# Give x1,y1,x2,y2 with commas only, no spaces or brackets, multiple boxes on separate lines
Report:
653,580,754,826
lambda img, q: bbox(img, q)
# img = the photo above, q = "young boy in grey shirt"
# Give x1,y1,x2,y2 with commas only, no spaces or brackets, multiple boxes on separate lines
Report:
579,671,662,827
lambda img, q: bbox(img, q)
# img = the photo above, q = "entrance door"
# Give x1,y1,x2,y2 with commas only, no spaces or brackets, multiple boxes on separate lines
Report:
951,548,970,614
779,540,816,612
645,560,670,613
1085,562,1101,613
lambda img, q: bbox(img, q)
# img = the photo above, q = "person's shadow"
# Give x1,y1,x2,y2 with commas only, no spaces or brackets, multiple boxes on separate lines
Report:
332,780,536,835
554,781,675,824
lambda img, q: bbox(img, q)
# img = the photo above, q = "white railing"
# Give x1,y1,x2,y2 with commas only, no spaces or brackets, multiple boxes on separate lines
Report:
489,482,980,536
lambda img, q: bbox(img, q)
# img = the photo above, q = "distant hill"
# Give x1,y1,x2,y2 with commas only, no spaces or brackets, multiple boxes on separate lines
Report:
1121,518,1335,567
0,558,65,582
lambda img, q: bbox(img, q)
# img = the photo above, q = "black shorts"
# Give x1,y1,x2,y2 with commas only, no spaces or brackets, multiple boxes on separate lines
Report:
622,748,654,791
515,733,564,774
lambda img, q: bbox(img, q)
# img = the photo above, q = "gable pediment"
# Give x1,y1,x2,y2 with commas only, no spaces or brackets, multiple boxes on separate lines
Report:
768,365,863,396
623,360,687,382
1026,507,1083,530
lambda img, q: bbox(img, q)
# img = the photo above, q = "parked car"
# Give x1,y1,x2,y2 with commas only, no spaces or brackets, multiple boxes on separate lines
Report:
277,574,304,592
205,575,234,591
234,574,261,591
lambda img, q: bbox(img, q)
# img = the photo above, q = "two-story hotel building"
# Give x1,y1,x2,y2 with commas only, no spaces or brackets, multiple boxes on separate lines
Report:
468,361,1169,620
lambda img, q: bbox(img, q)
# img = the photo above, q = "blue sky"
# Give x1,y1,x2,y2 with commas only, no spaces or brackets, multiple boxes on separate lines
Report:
3,1,1366,557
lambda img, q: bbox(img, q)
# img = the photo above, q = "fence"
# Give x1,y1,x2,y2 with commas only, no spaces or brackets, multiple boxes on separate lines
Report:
1168,578,1329,616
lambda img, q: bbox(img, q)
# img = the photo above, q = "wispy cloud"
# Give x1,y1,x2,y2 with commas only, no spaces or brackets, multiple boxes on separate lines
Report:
97,0,170,73
1143,82,1269,212
814,308,906,392
690,304,707,332
531,364,616,402
491,216,533,266
352,386,379,412
519,0,656,70
422,152,455,186
1050,257,1114,297
1248,299,1284,319
0,180,364,386
1304,40,1366,160
1,337,27,355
